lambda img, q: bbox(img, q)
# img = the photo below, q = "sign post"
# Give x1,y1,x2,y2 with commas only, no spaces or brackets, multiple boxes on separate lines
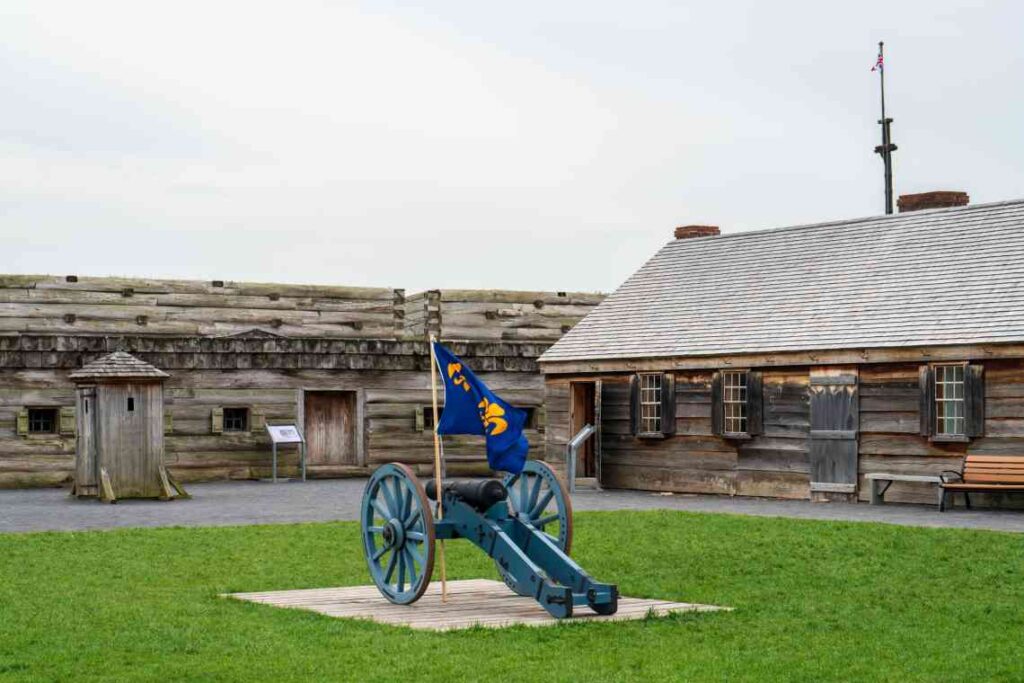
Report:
266,425,306,482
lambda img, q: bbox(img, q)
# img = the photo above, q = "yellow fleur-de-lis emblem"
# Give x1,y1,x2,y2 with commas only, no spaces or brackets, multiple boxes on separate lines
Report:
447,362,471,392
477,398,508,436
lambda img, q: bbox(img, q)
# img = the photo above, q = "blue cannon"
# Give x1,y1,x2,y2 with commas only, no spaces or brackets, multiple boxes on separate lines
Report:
359,460,618,619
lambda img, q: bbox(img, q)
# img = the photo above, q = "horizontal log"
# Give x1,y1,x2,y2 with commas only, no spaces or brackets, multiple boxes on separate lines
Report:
602,449,738,470
601,463,735,495
0,470,72,488
860,412,919,434
734,470,808,499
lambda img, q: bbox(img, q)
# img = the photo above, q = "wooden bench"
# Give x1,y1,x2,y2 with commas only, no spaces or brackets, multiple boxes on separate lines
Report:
865,473,942,507
939,455,1024,511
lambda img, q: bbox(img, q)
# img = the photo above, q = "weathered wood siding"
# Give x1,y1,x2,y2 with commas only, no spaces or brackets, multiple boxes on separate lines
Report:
546,370,810,499
0,275,404,338
0,336,548,487
546,359,1024,507
858,360,1024,507
405,290,603,342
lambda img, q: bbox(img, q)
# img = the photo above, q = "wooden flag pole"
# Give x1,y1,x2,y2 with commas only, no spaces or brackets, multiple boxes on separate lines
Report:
428,337,448,602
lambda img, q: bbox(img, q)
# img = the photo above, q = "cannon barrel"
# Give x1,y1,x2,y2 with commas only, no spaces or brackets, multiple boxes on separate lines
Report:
425,478,507,511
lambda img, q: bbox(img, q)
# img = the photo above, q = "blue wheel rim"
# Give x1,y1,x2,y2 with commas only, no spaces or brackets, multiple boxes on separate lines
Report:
361,463,434,604
503,460,572,552
497,460,573,595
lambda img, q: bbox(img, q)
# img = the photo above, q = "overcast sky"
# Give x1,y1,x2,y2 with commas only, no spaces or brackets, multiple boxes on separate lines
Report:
2,1,1022,294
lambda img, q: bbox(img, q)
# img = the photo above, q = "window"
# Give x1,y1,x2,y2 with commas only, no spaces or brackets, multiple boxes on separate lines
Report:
723,371,748,435
223,407,249,432
934,364,965,436
639,373,662,434
28,408,58,434
422,406,439,431
127,397,135,412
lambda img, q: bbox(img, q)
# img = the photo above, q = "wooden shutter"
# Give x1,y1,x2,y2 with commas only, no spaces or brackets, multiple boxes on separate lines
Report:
918,365,934,437
747,371,764,436
415,406,425,432
59,406,76,436
250,407,266,432
660,373,676,436
536,404,547,433
16,408,29,436
629,375,639,436
163,413,174,435
965,364,985,438
211,407,224,434
711,371,723,436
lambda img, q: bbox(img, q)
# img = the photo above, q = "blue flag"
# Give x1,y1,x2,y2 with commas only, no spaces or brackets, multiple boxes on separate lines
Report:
433,342,529,474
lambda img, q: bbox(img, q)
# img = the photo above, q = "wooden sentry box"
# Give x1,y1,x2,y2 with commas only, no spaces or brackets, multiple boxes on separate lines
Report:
69,351,183,502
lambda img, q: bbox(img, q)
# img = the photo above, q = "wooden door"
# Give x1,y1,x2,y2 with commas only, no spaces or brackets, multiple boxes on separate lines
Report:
808,368,859,501
570,381,599,478
304,391,357,466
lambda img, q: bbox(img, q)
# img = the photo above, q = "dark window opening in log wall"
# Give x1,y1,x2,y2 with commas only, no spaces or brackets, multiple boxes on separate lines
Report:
935,364,965,436
639,373,662,434
223,407,250,432
28,408,58,434
127,397,135,412
723,371,748,435
422,406,438,431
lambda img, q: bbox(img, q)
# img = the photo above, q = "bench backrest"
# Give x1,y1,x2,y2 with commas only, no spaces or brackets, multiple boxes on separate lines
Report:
962,455,1024,485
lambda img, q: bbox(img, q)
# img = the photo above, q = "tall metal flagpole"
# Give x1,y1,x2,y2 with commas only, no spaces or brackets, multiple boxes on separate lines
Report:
428,337,448,602
873,41,898,214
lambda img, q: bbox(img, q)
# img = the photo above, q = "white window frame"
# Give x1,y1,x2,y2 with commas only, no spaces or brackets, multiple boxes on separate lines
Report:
934,363,966,437
722,370,748,436
638,373,662,435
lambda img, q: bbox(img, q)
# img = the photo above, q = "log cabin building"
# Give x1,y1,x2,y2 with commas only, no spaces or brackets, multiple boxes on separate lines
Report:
541,193,1024,507
0,278,602,488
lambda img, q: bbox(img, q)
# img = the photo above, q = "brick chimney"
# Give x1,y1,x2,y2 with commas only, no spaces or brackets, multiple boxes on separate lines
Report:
896,191,969,213
674,225,720,239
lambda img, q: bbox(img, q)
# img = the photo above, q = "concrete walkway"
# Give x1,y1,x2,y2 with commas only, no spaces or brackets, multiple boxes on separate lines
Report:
2,479,1023,534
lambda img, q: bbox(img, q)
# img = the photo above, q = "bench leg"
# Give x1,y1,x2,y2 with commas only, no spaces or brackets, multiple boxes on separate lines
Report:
939,488,949,512
870,480,881,505
964,492,971,510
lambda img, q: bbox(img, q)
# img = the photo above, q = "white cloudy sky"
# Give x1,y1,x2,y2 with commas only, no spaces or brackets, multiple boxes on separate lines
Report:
2,1,1022,294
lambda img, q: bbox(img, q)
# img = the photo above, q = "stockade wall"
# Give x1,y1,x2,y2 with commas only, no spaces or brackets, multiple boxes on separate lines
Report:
0,337,548,488
404,290,604,342
544,358,1024,507
0,275,404,339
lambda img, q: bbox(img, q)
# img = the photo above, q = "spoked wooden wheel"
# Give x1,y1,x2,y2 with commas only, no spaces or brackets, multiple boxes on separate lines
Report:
360,463,435,604
497,460,573,594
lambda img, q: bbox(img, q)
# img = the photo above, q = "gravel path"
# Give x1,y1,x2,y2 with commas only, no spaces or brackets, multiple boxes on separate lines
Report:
2,479,1022,534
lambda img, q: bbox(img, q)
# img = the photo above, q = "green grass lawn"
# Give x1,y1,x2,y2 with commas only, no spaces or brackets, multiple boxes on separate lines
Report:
1,511,1022,682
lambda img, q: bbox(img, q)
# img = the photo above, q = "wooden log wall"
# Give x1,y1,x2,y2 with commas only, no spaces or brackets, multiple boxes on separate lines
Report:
0,275,404,339
545,369,811,499
0,335,549,487
858,360,1024,508
547,359,1024,507
405,289,604,342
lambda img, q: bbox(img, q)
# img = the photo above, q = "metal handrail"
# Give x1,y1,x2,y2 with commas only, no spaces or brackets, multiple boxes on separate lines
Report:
566,423,596,494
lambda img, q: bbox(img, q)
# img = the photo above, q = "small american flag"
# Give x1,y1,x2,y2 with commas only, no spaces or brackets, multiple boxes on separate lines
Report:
871,50,884,72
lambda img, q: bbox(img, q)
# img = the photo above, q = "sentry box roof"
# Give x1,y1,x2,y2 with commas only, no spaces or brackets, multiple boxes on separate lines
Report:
69,351,169,381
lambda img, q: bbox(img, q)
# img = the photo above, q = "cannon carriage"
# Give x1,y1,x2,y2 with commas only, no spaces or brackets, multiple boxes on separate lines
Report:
359,460,618,619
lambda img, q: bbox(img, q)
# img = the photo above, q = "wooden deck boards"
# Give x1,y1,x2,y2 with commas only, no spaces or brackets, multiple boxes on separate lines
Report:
227,579,726,631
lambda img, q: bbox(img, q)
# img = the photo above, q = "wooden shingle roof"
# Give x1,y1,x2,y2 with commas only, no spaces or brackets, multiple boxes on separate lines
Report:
541,199,1024,363
70,351,169,380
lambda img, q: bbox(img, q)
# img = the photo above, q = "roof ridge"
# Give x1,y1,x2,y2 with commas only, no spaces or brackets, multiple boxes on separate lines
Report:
665,197,1024,247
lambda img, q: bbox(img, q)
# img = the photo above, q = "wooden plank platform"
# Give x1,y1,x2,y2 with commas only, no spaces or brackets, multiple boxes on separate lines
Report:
227,579,727,631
